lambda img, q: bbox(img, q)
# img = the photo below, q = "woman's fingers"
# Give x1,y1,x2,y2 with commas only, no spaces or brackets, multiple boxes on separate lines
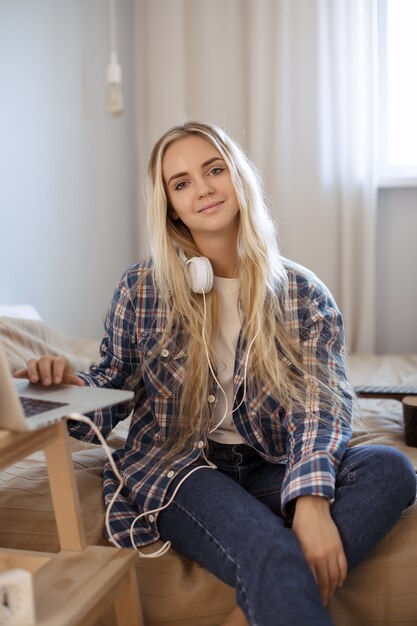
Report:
317,548,348,605
337,550,348,588
314,559,330,606
25,358,43,383
13,368,28,378
313,553,344,606
327,556,342,603
37,356,56,385
51,356,69,384
13,356,84,386
56,359,85,385
292,496,348,606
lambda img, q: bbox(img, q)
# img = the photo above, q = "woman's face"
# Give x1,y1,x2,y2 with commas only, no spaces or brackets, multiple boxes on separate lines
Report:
162,135,240,245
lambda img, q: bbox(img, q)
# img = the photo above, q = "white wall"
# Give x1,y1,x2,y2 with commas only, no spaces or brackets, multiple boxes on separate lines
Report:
376,188,417,353
0,0,137,340
1,2,416,354
133,0,417,355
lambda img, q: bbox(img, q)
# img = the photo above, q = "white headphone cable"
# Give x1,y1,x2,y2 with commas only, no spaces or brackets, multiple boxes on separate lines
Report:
66,288,257,556
127,464,214,553
200,290,229,435
201,289,259,434
67,412,214,558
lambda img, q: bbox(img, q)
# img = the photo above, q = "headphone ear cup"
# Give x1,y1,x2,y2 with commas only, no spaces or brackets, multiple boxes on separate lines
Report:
186,257,214,293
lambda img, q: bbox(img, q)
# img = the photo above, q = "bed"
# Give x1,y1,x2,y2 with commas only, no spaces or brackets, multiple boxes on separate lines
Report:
0,313,416,626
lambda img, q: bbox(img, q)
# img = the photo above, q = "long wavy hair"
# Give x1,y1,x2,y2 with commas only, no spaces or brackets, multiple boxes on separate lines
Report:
146,121,351,460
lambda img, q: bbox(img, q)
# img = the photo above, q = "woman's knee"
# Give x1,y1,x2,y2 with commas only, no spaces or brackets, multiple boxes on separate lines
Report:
381,446,416,505
345,444,416,505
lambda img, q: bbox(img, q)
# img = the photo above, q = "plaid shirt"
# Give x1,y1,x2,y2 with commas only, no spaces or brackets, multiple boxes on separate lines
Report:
69,257,353,548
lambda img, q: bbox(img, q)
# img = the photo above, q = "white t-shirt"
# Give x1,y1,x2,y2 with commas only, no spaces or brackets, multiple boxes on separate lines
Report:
208,276,246,444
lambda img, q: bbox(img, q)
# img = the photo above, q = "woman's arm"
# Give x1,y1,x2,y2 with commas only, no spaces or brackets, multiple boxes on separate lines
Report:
17,270,144,443
281,281,353,509
281,274,353,602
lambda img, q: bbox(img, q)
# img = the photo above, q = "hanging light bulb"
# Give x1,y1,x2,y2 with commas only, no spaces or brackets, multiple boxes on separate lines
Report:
106,0,123,116
107,52,123,116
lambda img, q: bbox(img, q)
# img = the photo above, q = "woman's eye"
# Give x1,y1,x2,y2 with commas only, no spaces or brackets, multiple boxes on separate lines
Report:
210,167,224,176
174,181,187,191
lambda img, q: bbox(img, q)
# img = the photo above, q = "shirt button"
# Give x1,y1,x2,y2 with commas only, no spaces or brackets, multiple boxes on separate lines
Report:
208,394,216,403
197,440,205,449
148,514,155,523
167,470,175,478
161,349,169,358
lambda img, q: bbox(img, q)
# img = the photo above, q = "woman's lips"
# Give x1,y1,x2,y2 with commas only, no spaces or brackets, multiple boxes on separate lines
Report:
198,200,224,213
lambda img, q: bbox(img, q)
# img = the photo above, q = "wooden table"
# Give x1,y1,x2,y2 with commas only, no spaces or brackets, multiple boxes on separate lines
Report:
0,421,144,626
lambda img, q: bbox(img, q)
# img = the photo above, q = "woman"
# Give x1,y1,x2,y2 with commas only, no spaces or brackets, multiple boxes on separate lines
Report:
16,122,416,626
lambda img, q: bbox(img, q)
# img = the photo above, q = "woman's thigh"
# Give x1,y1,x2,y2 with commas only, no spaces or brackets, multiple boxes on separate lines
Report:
158,464,288,583
157,464,332,626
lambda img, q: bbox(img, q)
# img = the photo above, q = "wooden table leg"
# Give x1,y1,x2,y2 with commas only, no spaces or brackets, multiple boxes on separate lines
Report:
43,421,87,551
114,568,144,626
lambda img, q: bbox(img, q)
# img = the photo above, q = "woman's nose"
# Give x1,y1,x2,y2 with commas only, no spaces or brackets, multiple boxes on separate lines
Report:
197,178,215,197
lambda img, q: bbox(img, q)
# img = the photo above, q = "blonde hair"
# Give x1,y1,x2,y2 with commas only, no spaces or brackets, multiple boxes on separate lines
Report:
146,121,351,460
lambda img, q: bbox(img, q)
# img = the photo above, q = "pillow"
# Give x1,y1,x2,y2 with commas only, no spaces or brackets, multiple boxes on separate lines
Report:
0,305,42,320
0,440,109,552
0,316,99,373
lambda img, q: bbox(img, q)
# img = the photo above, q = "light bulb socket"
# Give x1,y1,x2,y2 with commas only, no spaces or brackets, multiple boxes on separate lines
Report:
107,52,122,84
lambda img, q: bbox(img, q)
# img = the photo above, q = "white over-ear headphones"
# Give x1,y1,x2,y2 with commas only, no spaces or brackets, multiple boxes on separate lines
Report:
178,249,214,294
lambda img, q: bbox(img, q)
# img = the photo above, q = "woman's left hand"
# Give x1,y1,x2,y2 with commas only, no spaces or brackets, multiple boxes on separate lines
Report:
292,495,348,606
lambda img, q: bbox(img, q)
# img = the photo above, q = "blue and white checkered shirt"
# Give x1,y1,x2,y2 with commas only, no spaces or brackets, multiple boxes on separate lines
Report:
69,257,353,548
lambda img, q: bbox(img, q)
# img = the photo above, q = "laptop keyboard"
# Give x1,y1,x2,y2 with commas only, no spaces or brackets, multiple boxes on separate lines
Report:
20,396,69,417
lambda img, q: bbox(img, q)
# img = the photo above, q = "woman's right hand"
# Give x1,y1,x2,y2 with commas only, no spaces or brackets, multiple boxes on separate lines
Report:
14,356,85,386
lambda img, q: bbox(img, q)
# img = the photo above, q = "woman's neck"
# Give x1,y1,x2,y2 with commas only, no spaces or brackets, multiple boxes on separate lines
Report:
193,233,238,278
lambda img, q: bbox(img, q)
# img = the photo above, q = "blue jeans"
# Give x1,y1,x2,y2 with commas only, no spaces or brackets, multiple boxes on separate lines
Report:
158,443,416,626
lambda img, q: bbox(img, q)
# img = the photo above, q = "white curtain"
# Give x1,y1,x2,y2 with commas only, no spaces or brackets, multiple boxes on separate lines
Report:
134,0,379,353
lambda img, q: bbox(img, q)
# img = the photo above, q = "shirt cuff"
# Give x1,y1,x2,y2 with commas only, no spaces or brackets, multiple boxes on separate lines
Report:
281,451,338,522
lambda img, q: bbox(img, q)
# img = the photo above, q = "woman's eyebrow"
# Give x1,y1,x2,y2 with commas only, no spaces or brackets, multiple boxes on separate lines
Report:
201,156,224,169
167,157,224,186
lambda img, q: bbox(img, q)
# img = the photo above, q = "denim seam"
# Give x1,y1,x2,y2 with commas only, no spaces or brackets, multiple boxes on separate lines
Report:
172,499,255,623
235,573,257,626
233,445,244,465
232,446,244,485
252,487,281,498
337,466,356,483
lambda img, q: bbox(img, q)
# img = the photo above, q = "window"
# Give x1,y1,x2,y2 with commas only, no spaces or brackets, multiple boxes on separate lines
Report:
379,0,417,185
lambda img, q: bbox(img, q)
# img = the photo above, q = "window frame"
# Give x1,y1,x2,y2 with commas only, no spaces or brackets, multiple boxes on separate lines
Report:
378,0,417,188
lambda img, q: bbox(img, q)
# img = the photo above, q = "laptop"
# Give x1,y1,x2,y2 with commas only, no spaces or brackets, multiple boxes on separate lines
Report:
0,341,134,432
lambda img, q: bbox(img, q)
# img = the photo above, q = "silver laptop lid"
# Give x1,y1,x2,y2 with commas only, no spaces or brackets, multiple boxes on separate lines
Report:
0,341,134,432
0,341,27,429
